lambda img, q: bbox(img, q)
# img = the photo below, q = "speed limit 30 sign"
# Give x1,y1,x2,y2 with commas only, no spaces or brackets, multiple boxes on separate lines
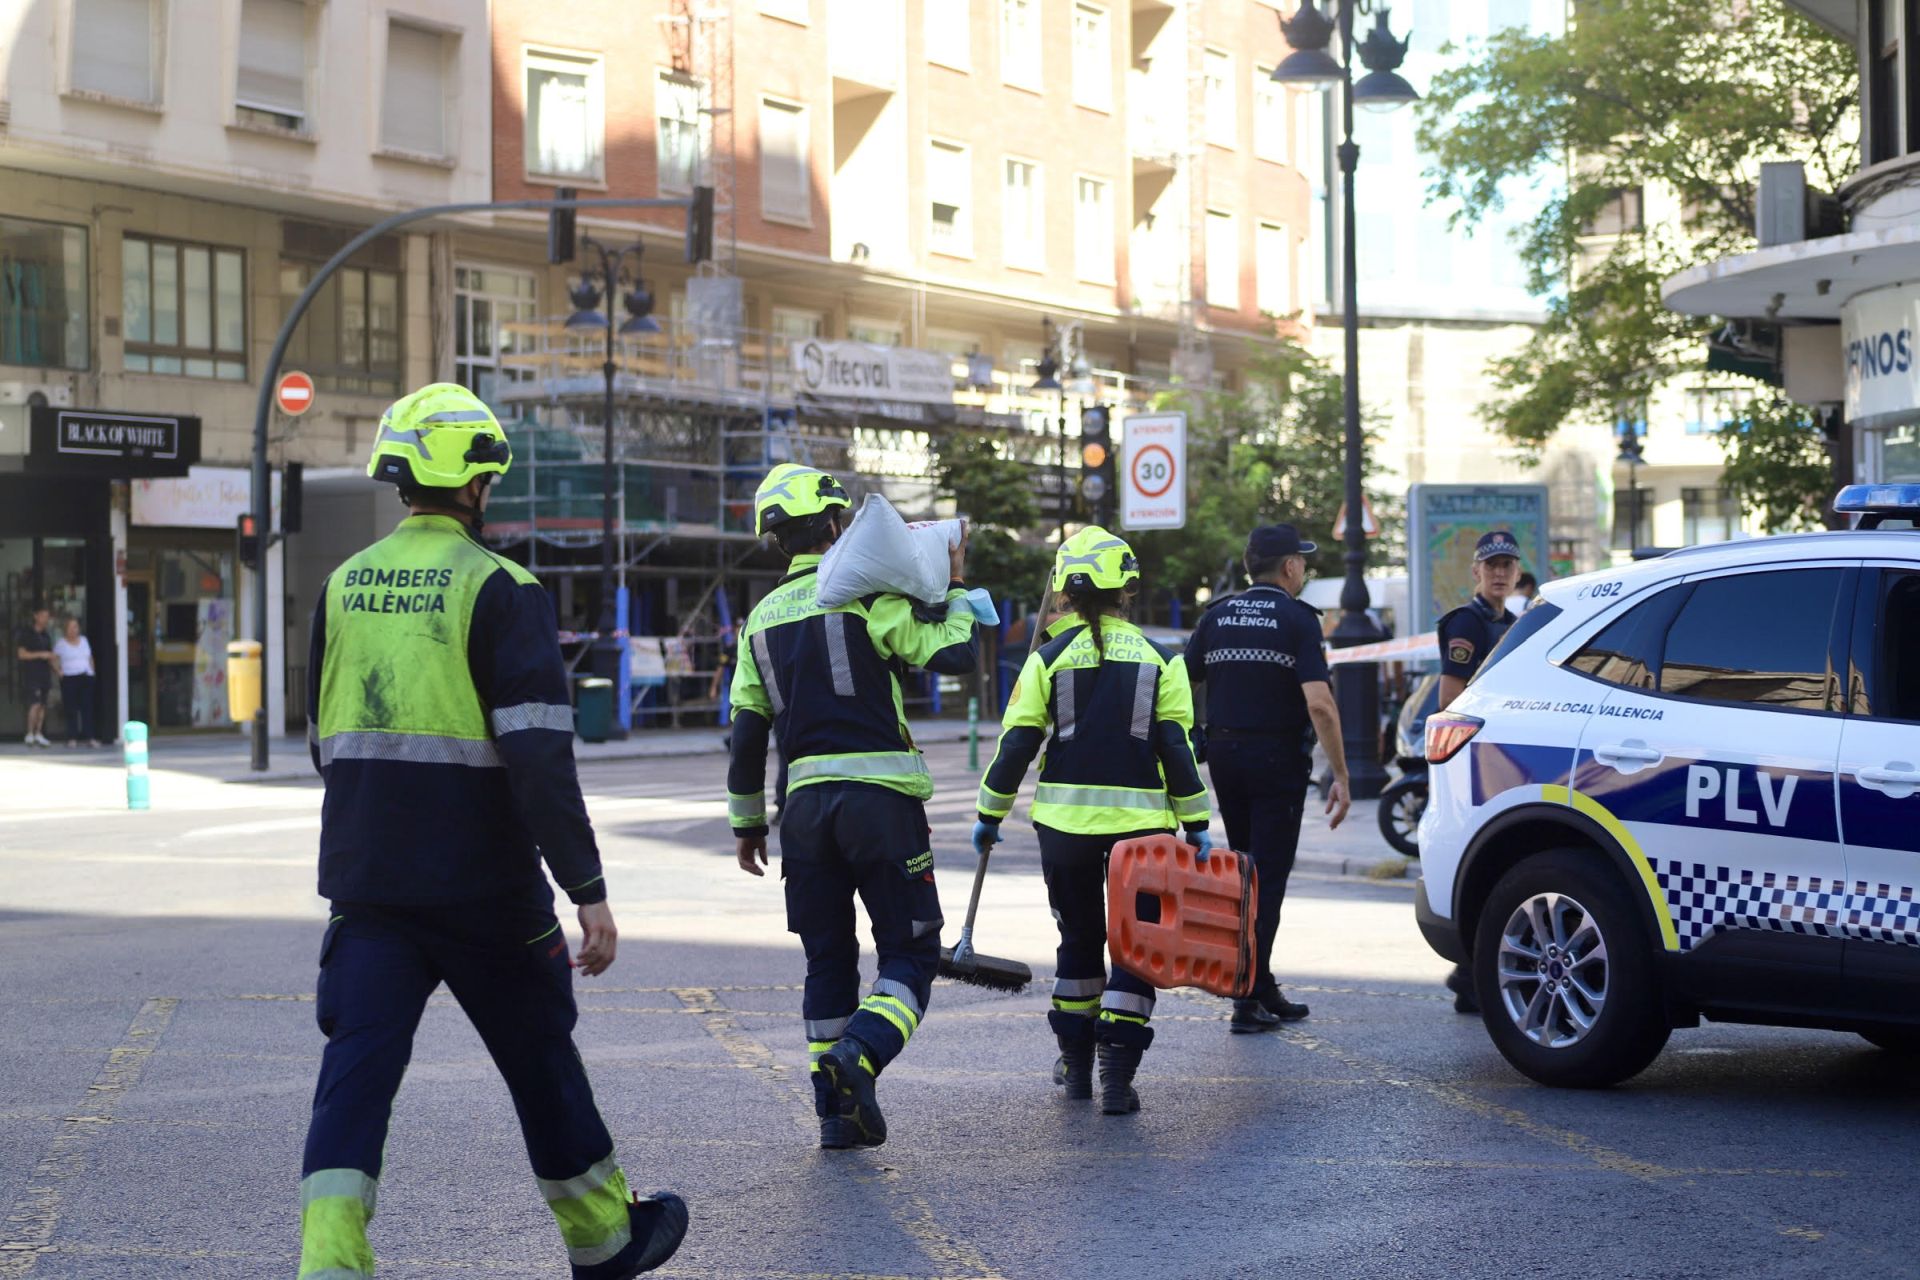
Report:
1120,411,1186,530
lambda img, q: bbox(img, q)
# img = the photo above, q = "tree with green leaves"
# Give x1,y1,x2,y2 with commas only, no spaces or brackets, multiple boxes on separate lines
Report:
933,341,1399,625
1714,398,1835,532
1416,0,1856,475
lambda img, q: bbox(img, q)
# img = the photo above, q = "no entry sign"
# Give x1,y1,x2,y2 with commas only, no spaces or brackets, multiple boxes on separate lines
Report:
1120,411,1186,530
275,371,316,417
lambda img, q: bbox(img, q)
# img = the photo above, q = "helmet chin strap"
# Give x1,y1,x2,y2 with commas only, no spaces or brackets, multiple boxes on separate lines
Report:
403,477,492,530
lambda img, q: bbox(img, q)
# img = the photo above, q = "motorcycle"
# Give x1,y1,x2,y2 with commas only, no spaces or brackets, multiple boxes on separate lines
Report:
1377,672,1439,858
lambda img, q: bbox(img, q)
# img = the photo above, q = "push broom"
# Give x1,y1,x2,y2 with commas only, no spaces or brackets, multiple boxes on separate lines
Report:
933,571,1059,997
939,842,1031,992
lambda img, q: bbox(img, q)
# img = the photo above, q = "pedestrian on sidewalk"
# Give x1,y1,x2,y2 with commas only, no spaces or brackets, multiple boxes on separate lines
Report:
299,383,686,1280
52,617,99,747
976,528,1211,1115
728,462,978,1150
1184,525,1352,1033
14,606,55,748
1435,530,1522,1014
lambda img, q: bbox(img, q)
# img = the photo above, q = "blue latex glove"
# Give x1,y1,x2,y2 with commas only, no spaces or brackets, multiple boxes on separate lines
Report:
1187,829,1214,863
963,588,1001,626
973,820,1004,857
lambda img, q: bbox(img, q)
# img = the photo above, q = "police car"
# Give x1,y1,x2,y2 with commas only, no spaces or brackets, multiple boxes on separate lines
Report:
1416,486,1920,1087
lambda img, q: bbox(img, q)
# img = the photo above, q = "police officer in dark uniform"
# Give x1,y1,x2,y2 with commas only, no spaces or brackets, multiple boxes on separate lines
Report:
1185,524,1352,1034
1435,529,1522,1013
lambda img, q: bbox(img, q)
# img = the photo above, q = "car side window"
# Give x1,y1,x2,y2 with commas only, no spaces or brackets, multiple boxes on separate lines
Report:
1658,569,1844,711
1566,585,1689,690
1864,569,1920,721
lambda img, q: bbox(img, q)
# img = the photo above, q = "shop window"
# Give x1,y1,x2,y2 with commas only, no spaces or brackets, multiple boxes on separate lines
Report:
279,261,402,396
0,216,89,371
454,264,538,410
122,236,247,380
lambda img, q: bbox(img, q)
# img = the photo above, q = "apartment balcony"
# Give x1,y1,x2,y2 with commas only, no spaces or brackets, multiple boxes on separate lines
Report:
831,0,901,97
1127,77,1185,173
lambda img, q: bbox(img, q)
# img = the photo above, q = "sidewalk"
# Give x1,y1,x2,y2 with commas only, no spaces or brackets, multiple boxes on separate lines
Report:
0,719,979,785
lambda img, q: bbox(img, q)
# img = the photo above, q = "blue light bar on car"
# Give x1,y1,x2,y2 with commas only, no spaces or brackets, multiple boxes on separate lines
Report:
1834,484,1920,514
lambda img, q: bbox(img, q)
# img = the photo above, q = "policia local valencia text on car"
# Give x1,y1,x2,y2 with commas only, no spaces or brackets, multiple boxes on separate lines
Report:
298,384,687,1279
727,463,980,1149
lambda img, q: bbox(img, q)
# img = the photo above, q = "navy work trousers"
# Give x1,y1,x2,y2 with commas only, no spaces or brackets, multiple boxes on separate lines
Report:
1037,826,1161,1039
779,781,942,1078
1207,736,1309,990
301,894,634,1275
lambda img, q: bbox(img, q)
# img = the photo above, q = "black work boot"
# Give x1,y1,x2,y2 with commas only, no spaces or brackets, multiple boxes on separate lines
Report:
1097,1041,1143,1115
1230,999,1282,1034
814,1071,855,1149
608,1191,689,1277
1445,964,1479,1014
818,1039,886,1147
1256,982,1310,1021
1048,1010,1096,1100
1053,1037,1095,1099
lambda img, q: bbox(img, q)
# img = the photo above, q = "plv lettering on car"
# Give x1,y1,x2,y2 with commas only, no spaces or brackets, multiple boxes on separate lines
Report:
1683,765,1798,828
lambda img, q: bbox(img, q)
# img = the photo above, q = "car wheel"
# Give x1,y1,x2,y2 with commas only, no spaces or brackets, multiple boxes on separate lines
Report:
1377,776,1425,858
1472,848,1670,1088
1859,1027,1920,1054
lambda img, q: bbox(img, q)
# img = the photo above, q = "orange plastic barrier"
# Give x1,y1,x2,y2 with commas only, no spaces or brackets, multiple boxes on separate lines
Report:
1107,834,1258,998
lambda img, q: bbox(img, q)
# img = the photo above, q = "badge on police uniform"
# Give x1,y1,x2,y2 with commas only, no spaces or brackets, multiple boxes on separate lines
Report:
1448,638,1475,666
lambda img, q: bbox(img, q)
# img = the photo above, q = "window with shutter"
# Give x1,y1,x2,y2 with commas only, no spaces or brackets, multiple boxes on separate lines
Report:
928,140,971,255
1002,157,1043,271
71,0,158,104
1205,210,1238,308
1074,176,1112,283
237,0,307,128
382,23,450,157
760,98,810,223
1256,222,1291,315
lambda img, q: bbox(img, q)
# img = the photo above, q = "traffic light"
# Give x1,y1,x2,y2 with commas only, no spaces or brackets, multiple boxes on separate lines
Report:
548,187,578,265
686,185,715,264
237,512,260,571
1078,405,1115,525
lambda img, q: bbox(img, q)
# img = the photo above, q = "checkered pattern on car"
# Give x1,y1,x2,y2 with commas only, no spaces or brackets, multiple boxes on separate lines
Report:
1657,861,1920,951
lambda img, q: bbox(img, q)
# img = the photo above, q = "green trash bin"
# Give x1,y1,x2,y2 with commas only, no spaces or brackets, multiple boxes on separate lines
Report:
574,676,614,744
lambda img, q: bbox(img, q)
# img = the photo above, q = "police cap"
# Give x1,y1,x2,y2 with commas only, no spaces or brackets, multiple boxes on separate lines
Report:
1474,530,1522,563
1247,523,1317,561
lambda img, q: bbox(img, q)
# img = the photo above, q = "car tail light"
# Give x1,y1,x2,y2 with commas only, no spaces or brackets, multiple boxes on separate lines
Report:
1425,713,1483,765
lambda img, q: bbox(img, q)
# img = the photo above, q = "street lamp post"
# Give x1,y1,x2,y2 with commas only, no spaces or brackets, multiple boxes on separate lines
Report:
565,236,660,734
1618,434,1645,554
1272,0,1417,800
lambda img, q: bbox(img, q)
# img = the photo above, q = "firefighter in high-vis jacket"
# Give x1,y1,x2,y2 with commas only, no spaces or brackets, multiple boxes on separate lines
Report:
299,383,686,1280
727,463,979,1149
975,528,1212,1115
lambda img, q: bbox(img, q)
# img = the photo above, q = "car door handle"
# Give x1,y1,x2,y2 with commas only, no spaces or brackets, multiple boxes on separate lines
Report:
1592,741,1663,774
1857,762,1920,799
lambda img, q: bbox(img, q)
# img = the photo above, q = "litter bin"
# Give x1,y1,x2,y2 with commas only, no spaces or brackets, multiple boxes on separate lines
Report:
574,676,613,743
226,640,263,723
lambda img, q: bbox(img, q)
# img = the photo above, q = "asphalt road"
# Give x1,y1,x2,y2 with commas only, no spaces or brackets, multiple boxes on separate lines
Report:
2,741,1917,1279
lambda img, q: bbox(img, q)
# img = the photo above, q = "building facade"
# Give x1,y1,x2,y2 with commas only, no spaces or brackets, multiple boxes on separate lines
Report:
1664,0,1918,494
0,0,491,741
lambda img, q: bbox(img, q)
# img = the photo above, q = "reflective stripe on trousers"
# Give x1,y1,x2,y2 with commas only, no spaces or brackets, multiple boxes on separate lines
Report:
538,1151,635,1268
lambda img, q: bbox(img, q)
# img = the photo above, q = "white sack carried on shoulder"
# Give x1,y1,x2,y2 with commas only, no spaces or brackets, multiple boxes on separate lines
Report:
815,493,964,608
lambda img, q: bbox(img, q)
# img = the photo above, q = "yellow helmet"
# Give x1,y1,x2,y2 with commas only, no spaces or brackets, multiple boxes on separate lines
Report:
367,383,512,489
754,463,850,536
1051,526,1140,593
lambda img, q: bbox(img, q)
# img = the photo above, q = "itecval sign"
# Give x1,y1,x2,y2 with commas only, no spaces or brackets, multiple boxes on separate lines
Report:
24,406,201,478
1842,286,1920,422
792,340,958,424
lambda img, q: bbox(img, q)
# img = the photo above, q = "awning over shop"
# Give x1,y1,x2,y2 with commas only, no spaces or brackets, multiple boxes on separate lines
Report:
1663,222,1920,322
